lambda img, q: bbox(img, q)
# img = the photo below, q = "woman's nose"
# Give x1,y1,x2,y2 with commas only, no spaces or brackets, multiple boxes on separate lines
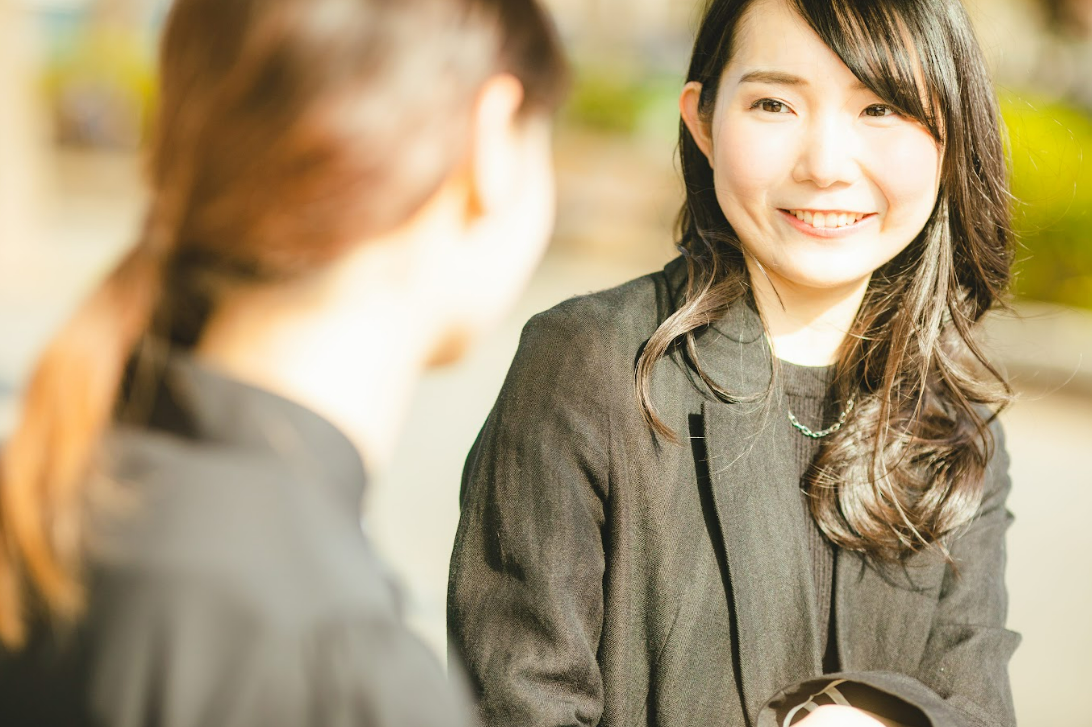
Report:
792,116,858,189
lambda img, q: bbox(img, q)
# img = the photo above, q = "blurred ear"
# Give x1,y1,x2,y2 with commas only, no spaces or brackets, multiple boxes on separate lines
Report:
468,74,526,219
679,81,713,164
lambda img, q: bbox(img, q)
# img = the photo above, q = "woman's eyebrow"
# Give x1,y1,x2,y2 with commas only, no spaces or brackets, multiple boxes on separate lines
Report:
738,69,870,91
738,70,808,86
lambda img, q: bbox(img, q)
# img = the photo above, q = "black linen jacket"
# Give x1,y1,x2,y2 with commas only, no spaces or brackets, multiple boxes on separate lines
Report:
448,257,1019,727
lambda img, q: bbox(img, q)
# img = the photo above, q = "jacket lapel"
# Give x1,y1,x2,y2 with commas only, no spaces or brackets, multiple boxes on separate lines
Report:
669,273,946,719
692,312,822,725
663,276,825,720
702,399,822,724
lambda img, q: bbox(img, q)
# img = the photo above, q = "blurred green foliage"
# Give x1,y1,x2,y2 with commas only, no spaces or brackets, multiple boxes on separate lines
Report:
1003,94,1092,311
562,69,681,139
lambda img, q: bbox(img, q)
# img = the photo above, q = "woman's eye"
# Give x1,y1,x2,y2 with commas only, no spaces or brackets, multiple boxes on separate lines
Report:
753,99,790,114
864,104,899,118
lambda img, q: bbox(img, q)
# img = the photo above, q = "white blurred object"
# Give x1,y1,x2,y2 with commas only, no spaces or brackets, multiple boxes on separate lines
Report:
22,0,93,9
0,0,47,436
0,0,49,261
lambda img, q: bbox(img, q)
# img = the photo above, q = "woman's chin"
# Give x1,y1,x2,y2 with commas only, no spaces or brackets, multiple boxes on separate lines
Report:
758,264,873,300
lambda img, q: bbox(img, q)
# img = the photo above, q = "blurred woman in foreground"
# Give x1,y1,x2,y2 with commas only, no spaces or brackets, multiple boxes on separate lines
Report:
0,0,567,723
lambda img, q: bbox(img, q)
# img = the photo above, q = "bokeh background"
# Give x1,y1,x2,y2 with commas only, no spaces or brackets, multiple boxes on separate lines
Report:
1,0,1090,723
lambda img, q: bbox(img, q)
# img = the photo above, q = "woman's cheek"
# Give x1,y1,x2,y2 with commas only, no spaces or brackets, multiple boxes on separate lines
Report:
715,119,793,204
872,126,942,227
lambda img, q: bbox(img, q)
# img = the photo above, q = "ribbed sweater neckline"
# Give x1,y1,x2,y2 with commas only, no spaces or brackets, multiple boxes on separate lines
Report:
778,359,836,400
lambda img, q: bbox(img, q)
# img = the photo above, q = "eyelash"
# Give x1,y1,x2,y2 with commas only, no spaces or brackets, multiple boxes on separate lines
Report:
864,104,901,118
750,99,903,119
752,99,790,114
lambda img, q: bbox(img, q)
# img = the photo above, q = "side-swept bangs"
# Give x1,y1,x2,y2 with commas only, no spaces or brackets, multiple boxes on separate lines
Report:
791,0,954,143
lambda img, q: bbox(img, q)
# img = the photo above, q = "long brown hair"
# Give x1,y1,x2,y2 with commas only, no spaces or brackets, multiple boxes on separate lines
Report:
0,0,567,648
636,0,1013,563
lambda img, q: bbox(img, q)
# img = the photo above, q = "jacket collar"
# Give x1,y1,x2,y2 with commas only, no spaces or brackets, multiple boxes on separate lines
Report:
117,350,369,518
661,255,772,398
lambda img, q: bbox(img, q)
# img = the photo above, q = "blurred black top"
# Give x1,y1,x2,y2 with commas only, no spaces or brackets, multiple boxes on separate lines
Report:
0,353,472,727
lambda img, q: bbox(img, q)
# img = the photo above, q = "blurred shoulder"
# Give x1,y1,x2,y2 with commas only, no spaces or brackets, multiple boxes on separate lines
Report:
81,550,466,727
97,426,389,625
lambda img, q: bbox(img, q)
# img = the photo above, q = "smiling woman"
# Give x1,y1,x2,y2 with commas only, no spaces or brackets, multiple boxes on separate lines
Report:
448,0,1017,726
678,0,945,360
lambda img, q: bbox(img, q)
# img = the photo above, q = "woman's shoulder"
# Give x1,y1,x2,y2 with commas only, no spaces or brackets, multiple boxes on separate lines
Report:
97,422,389,626
494,256,700,422
518,256,685,358
78,528,466,727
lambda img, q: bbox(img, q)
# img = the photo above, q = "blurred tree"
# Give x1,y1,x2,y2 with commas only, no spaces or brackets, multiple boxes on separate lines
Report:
1040,0,1092,34
1004,93,1092,310
38,0,156,149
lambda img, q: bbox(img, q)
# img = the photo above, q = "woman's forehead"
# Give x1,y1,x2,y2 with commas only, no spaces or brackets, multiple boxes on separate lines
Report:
723,0,865,92
723,0,939,122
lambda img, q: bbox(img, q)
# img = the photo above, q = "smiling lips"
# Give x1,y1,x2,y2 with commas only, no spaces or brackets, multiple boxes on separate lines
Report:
785,209,872,230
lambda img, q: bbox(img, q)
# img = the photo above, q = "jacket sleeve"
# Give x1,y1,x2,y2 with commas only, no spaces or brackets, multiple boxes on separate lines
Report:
759,419,1020,727
448,307,611,727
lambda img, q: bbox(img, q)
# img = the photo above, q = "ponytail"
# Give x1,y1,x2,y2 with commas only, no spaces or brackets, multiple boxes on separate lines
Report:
0,215,168,648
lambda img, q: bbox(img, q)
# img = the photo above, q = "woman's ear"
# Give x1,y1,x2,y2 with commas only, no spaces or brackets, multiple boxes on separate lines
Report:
679,81,714,165
467,73,526,219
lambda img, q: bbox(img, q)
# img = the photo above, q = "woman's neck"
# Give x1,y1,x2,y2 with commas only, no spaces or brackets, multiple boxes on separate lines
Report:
747,261,870,366
193,246,438,474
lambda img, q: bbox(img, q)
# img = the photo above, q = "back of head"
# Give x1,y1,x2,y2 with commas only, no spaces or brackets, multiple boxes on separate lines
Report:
0,0,567,649
153,0,567,285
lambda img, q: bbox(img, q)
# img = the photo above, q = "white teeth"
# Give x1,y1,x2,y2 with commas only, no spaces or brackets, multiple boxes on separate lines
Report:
788,210,867,229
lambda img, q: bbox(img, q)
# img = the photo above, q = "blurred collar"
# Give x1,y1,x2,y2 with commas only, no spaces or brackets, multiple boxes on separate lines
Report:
118,350,368,516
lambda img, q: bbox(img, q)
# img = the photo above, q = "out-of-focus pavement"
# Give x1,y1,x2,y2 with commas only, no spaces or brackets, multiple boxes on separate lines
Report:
2,147,1091,726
